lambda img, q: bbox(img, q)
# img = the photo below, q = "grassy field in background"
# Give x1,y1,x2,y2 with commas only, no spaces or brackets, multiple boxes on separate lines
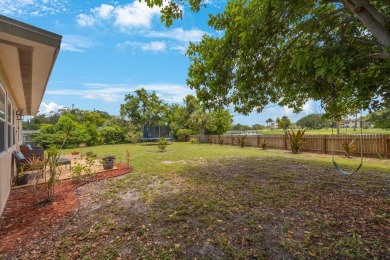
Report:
231,128,390,135
42,143,390,259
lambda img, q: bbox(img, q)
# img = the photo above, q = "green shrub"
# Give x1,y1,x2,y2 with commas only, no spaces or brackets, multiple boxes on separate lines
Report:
71,163,86,181
237,135,247,147
176,129,190,142
190,138,197,144
85,151,97,158
208,136,214,144
158,137,168,151
260,139,267,150
285,129,306,154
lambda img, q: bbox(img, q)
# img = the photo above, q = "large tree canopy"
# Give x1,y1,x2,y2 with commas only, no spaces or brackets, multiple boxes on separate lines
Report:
148,0,390,118
120,88,167,128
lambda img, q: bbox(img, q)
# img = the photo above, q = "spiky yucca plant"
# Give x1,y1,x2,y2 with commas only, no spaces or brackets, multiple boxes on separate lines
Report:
237,135,247,147
260,139,267,150
340,139,358,158
284,129,307,154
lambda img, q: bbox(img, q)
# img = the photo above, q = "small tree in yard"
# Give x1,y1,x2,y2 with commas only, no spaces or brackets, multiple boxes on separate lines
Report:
45,147,62,201
124,150,131,166
158,137,168,152
285,129,306,154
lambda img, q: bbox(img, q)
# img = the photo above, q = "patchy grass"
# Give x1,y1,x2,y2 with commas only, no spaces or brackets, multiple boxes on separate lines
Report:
4,143,390,259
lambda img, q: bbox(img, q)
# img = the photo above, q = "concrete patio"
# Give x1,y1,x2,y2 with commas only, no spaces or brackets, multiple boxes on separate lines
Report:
12,154,118,188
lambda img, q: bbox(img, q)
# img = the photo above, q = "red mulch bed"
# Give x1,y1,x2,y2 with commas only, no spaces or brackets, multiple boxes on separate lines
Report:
0,164,133,253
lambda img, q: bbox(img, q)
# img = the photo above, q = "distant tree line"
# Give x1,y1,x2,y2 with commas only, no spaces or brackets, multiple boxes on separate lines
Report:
28,88,234,148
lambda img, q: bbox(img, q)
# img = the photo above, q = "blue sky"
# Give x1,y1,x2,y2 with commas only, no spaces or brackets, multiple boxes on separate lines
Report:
1,0,319,125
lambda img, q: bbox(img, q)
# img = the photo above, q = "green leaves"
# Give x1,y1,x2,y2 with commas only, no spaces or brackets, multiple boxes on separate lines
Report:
284,128,307,154
120,88,167,129
186,0,390,117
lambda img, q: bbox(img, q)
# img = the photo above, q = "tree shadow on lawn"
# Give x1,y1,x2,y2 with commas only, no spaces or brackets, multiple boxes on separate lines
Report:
145,157,390,259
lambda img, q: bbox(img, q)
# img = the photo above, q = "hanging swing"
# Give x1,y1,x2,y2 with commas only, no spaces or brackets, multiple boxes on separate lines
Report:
331,115,364,175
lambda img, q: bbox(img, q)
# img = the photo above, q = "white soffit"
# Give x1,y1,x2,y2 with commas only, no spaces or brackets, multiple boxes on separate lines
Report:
0,15,62,115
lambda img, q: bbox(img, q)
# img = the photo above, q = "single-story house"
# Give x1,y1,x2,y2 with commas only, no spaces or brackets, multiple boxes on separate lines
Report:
0,14,62,215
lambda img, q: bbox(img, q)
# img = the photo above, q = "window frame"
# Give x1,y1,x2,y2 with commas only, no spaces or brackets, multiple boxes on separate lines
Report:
0,83,6,154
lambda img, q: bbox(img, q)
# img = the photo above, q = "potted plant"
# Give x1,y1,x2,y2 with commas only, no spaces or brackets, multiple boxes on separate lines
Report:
102,156,115,170
16,171,29,185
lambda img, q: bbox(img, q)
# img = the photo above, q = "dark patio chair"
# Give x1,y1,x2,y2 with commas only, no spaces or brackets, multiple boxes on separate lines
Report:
20,144,44,159
13,151,45,185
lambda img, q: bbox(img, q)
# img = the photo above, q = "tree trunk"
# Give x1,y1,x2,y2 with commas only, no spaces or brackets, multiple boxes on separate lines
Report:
199,126,205,143
343,0,390,49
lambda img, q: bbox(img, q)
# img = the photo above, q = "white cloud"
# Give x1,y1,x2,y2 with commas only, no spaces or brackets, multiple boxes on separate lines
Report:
147,28,206,42
114,1,161,30
38,101,64,115
141,41,166,52
61,35,94,52
95,4,114,19
170,45,187,54
302,100,317,115
76,2,161,30
283,100,317,116
83,93,120,102
76,13,96,27
45,82,194,104
117,41,166,52
283,106,294,115
0,0,69,16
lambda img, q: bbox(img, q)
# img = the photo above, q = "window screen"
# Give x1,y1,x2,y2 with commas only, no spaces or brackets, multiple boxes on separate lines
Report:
0,87,5,152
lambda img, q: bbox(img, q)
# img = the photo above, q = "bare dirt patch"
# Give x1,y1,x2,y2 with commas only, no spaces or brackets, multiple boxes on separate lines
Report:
0,163,132,257
0,156,389,259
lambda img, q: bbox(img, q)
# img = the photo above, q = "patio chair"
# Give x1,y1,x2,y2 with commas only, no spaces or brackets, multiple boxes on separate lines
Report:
20,144,44,159
13,151,45,185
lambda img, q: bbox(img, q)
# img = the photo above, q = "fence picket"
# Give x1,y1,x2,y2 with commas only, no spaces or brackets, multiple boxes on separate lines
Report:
187,133,390,159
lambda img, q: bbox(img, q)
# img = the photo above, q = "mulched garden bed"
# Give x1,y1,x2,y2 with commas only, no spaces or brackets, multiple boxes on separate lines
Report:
0,164,133,254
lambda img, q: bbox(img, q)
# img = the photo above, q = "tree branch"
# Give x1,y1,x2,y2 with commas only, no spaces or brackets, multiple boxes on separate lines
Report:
367,52,390,59
266,8,347,73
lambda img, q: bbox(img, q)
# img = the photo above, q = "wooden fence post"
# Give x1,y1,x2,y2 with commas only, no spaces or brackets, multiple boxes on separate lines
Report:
385,135,389,159
284,135,288,150
323,135,327,154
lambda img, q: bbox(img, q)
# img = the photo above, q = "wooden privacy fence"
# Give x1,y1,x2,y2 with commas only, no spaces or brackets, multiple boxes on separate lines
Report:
187,134,390,159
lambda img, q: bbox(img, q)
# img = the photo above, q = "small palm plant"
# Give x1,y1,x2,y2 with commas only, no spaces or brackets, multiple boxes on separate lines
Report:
284,128,306,154
340,139,358,158
237,135,247,147
260,139,267,150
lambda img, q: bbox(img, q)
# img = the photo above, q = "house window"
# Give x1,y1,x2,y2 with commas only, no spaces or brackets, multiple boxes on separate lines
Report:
7,99,12,148
0,85,5,152
12,109,15,146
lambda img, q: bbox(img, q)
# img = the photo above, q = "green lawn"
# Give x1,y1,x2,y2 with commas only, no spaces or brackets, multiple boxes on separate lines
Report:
21,143,390,258
68,142,389,173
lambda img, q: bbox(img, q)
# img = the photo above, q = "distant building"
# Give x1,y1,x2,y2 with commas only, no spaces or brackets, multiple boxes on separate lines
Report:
339,118,371,128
